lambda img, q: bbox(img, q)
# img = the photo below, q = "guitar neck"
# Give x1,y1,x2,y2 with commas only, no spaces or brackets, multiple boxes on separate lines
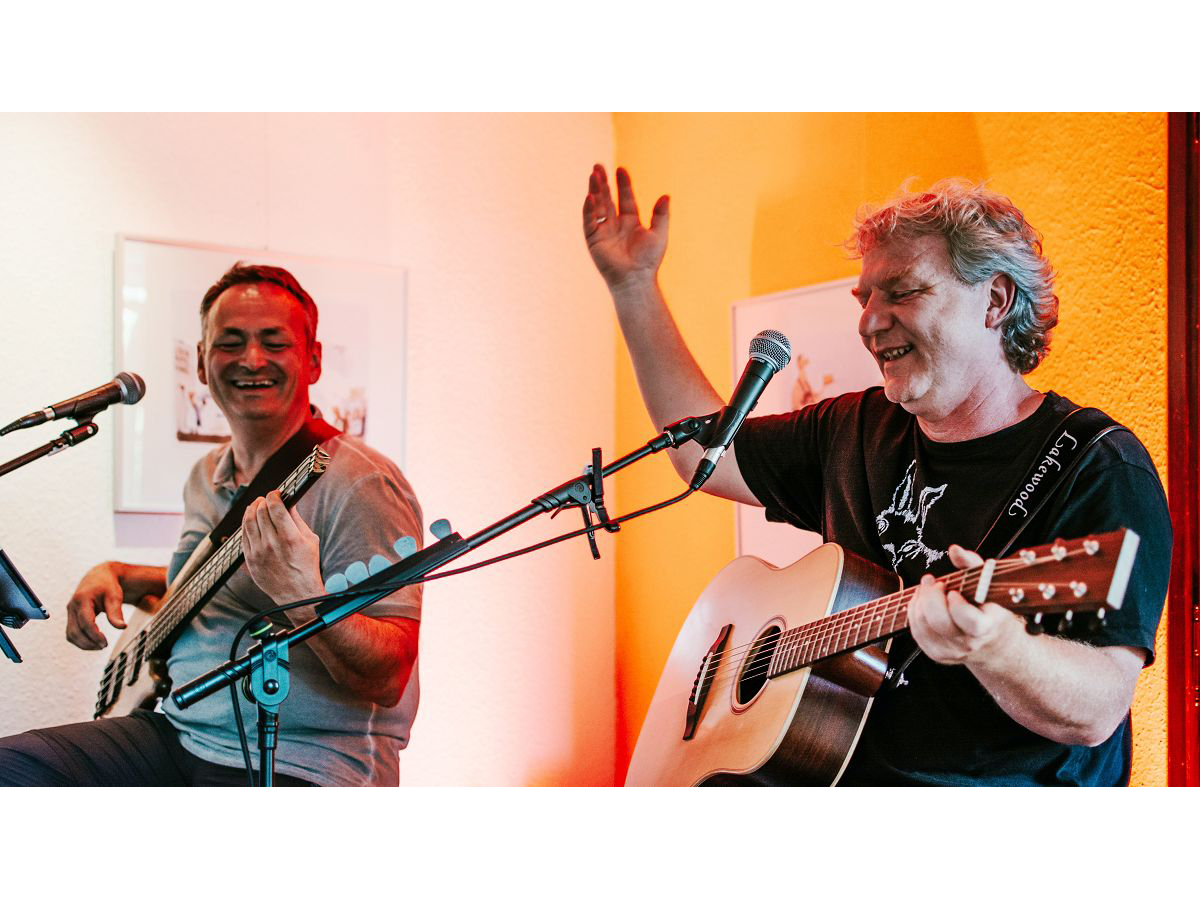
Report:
765,530,1135,678
137,446,329,657
766,576,943,678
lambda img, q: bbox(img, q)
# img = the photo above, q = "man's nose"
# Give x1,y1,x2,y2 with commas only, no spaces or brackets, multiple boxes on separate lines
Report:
858,290,891,340
240,342,266,369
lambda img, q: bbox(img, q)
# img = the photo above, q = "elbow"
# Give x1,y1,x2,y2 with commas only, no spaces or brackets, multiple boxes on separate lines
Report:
369,684,403,709
1062,713,1127,748
355,657,415,709
336,672,403,708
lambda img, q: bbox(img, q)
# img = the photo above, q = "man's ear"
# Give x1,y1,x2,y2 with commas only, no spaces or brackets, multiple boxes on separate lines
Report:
196,340,208,386
985,272,1017,329
309,340,323,384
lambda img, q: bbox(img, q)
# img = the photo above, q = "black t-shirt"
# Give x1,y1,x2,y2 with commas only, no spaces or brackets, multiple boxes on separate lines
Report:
734,387,1172,786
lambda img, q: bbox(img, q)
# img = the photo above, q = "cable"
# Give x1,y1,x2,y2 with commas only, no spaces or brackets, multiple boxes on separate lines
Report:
223,484,696,783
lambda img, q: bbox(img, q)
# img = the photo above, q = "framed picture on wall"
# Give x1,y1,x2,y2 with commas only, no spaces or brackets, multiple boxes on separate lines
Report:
113,236,407,514
731,277,882,568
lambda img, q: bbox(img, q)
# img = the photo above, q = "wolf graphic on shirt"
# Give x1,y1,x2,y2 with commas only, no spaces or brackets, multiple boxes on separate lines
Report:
876,460,948,572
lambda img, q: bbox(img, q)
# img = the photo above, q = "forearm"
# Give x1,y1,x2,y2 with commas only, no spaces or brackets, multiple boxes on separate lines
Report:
609,275,725,478
280,604,418,708
967,620,1141,746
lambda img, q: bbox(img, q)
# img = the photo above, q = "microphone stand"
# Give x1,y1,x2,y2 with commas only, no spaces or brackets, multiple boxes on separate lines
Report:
171,412,719,785
0,418,99,480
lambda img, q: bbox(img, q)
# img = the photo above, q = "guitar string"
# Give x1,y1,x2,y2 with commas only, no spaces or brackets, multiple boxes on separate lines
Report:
698,550,1086,674
99,538,1083,700
697,562,993,674
693,551,1095,693
703,568,1089,691
96,454,317,701
703,570,1101,692
690,573,980,695
698,574,982,692
97,482,1094,700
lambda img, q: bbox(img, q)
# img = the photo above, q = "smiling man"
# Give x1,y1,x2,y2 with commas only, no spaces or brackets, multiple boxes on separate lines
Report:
582,166,1172,786
0,264,423,787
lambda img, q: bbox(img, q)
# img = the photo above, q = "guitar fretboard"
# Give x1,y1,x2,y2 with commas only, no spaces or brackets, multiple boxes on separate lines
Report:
766,567,984,677
139,448,326,657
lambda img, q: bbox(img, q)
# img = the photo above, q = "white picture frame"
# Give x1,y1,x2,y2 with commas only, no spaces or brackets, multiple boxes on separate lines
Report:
731,277,882,568
113,236,406,514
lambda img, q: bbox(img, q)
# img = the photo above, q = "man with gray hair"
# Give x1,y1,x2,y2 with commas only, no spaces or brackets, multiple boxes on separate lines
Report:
582,165,1171,785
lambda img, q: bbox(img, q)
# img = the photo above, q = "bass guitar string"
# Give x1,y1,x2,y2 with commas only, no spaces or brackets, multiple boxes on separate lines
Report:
95,454,317,703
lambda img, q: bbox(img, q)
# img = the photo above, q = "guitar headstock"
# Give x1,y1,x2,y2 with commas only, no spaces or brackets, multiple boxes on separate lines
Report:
279,447,331,502
975,528,1140,628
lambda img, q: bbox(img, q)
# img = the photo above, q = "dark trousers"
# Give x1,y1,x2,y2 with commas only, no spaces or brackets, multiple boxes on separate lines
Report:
0,709,314,786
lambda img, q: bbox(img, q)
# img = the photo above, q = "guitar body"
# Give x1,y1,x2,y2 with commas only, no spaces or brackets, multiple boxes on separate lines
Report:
98,605,167,718
626,529,1138,787
625,544,900,787
95,536,216,719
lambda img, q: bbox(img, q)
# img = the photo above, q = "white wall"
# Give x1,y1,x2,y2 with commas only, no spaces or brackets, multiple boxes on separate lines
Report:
0,113,617,785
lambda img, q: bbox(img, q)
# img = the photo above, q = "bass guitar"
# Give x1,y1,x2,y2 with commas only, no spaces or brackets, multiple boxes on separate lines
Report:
93,446,331,718
625,528,1140,786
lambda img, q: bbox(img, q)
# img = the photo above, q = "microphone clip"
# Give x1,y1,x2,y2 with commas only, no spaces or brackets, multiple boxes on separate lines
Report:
580,447,620,561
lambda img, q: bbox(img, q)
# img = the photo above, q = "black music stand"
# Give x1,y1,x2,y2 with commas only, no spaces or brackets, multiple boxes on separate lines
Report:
1,548,48,662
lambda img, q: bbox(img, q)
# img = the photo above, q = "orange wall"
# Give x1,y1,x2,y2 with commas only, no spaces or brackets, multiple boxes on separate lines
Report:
610,113,1169,785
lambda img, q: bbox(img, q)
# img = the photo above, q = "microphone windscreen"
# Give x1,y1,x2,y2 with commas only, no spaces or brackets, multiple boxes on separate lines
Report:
749,330,792,373
115,371,147,404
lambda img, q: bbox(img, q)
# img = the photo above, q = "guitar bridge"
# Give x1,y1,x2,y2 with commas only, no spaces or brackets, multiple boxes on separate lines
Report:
683,623,732,741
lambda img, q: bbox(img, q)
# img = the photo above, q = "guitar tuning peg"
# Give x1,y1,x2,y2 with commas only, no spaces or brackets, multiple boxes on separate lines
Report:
368,554,390,576
393,536,418,558
1051,542,1068,561
430,519,452,539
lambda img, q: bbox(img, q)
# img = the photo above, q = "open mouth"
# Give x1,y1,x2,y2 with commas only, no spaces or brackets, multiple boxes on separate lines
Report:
230,378,278,391
876,345,913,363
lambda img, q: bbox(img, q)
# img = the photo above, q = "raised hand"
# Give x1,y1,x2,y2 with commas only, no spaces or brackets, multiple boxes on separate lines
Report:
582,164,670,292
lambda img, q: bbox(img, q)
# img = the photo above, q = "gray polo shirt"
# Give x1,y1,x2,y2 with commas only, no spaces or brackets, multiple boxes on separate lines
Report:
162,433,423,786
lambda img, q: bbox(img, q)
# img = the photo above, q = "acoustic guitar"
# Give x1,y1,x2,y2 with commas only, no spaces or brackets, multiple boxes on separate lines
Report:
92,446,330,719
625,528,1140,786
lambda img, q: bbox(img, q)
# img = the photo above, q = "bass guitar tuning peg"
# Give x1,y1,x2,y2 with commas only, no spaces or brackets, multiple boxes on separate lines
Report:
393,536,418,559
430,519,452,540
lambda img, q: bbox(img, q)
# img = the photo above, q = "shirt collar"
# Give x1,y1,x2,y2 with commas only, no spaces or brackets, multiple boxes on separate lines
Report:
210,441,239,492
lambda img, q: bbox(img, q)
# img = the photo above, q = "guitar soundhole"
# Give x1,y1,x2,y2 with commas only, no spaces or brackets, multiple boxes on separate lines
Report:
736,625,781,706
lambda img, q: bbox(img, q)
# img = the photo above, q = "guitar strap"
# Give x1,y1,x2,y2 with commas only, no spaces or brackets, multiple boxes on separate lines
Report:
206,413,341,550
883,404,1127,688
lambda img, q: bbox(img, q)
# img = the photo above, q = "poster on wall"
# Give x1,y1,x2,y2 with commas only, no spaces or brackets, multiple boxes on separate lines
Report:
731,277,882,568
114,237,406,514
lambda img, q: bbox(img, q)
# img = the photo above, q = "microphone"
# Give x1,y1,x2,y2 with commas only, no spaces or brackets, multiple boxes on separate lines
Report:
690,330,791,491
1,372,146,435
